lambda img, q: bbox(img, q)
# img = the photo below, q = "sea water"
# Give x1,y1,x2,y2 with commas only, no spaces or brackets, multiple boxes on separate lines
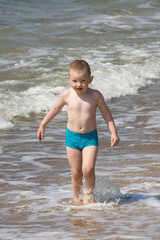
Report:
0,0,160,239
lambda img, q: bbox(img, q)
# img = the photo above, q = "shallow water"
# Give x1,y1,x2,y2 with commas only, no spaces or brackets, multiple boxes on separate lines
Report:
1,81,160,239
0,0,160,239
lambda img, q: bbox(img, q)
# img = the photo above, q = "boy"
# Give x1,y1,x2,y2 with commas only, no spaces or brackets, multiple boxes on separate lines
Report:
37,60,120,205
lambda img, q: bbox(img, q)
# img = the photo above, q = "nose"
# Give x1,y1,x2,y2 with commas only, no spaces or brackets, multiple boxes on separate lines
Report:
77,82,82,87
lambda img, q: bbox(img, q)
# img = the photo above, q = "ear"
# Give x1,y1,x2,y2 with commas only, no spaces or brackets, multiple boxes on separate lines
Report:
90,76,94,83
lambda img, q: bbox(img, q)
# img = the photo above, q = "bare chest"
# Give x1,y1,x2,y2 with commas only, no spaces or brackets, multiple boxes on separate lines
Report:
67,96,97,113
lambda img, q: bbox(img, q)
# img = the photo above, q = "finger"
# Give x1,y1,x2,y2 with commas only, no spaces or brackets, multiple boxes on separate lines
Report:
37,131,43,141
111,138,119,147
37,132,40,141
41,133,44,141
111,140,115,147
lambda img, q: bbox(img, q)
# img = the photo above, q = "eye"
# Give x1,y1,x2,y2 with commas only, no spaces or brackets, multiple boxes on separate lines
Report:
72,80,77,83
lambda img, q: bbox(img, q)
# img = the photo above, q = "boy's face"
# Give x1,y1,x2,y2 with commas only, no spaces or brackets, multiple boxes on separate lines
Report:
68,69,93,95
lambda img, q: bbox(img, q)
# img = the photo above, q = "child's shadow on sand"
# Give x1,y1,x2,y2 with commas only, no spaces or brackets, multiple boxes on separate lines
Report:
119,193,160,205
94,177,160,205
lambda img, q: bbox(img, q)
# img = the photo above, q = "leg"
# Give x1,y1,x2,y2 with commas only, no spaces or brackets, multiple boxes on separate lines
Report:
82,146,98,204
66,147,83,204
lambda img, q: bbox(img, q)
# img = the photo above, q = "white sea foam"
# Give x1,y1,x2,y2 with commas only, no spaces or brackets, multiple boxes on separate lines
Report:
0,84,66,129
92,61,156,99
1,45,160,130
145,197,160,209
0,119,14,129
82,9,159,32
0,0,160,131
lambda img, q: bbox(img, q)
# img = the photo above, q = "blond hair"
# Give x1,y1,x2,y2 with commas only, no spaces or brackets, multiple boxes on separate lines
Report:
68,60,91,76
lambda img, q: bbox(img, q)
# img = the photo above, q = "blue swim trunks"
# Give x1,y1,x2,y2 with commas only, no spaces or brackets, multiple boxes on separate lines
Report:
66,128,98,150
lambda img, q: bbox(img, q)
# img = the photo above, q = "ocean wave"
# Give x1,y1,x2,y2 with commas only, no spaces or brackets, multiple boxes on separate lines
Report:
0,46,160,129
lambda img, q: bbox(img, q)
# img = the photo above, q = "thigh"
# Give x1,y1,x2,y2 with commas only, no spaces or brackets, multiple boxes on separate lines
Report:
82,146,98,169
66,147,82,170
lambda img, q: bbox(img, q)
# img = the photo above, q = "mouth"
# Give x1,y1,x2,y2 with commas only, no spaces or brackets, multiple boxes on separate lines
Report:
77,88,83,91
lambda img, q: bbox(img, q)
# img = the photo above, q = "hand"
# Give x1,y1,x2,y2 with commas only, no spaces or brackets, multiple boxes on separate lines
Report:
111,133,120,147
37,126,45,142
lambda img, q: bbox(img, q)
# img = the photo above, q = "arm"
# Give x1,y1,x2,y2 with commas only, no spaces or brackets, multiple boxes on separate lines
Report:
37,92,66,141
97,92,120,147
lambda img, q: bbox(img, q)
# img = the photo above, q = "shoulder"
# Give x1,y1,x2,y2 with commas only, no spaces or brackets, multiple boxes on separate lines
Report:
90,89,106,107
59,88,73,104
89,88,104,100
60,88,72,98
87,88,105,107
89,88,101,95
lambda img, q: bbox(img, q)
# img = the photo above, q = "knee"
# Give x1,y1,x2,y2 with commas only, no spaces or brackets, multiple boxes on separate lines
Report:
72,169,82,180
83,167,95,178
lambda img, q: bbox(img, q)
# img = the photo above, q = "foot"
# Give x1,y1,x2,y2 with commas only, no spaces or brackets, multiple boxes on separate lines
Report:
71,198,83,206
83,193,96,205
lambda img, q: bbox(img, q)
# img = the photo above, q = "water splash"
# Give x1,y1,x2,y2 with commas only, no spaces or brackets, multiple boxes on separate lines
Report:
94,177,126,203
